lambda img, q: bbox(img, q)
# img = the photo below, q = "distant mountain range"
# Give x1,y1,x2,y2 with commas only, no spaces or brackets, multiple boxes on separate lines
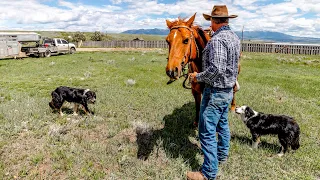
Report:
122,28,320,44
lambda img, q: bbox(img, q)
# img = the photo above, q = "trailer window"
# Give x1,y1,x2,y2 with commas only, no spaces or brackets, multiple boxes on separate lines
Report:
43,39,53,44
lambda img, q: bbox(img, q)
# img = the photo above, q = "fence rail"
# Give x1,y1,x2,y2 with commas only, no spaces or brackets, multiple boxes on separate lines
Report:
82,40,168,48
81,41,320,55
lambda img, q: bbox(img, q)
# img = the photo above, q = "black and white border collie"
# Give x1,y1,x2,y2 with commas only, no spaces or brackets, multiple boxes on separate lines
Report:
235,106,300,156
49,86,96,116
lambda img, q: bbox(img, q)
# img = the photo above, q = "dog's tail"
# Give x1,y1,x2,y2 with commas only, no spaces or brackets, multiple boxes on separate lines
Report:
291,123,300,150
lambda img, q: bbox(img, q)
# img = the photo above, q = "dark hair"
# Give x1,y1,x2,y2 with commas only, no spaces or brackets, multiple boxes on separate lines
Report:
211,17,229,24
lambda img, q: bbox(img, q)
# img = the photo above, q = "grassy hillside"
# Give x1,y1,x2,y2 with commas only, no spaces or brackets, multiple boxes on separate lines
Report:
0,30,166,41
0,51,319,179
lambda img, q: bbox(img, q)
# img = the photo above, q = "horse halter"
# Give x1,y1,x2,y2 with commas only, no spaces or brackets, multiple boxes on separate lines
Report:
169,26,199,75
168,25,200,88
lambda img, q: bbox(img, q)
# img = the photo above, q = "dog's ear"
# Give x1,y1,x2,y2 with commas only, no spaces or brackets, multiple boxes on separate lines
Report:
245,106,255,118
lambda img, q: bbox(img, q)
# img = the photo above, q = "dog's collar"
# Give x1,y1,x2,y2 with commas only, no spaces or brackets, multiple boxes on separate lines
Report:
83,89,90,96
245,111,259,122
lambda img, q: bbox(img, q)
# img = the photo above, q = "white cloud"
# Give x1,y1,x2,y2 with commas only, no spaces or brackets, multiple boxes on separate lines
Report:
259,3,298,16
0,0,319,38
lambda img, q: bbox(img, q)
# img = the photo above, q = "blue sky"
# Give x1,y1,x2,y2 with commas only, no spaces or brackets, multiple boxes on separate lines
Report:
0,0,319,38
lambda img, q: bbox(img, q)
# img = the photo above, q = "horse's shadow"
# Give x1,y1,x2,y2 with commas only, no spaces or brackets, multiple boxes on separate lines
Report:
136,102,201,170
136,103,281,169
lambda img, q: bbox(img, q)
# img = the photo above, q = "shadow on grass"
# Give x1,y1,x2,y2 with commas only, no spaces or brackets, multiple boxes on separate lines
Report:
51,107,94,115
136,102,201,170
231,134,280,153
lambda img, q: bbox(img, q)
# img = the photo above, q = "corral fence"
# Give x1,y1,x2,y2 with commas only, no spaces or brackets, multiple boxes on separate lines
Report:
82,40,168,49
82,41,320,55
241,43,320,55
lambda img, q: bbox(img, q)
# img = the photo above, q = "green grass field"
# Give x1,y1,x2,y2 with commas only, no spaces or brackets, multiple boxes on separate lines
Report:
0,51,319,179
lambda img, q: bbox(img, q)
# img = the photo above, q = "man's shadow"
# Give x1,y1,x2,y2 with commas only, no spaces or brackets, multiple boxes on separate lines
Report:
136,102,201,170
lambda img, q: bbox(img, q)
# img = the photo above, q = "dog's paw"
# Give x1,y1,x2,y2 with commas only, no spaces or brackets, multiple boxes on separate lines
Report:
277,153,284,157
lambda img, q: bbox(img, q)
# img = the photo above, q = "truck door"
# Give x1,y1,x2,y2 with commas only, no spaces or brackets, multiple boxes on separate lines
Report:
56,39,68,52
61,39,70,52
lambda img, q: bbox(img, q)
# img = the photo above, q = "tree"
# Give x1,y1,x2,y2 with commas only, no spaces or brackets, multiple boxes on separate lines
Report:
61,32,72,42
72,32,86,48
90,31,104,41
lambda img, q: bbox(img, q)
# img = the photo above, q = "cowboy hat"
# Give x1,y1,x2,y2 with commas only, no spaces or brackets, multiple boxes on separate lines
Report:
203,5,237,20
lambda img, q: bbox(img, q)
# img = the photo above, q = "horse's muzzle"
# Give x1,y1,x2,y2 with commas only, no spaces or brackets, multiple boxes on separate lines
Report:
166,67,179,79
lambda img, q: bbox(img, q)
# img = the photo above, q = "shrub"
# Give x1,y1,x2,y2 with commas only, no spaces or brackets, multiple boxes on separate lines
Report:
90,31,104,41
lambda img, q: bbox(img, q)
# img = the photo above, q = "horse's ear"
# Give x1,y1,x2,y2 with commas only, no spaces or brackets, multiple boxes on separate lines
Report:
186,13,196,27
166,19,173,29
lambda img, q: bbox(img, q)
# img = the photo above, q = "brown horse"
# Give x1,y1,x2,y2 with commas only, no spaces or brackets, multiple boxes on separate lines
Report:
165,13,240,126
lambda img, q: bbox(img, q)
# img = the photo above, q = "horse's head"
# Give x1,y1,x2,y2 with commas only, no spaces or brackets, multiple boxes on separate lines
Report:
165,13,198,81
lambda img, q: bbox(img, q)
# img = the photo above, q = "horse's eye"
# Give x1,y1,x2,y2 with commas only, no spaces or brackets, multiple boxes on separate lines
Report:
183,38,189,44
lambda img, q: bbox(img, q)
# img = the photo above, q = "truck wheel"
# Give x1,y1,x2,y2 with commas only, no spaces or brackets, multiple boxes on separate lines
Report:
70,47,76,54
45,50,51,57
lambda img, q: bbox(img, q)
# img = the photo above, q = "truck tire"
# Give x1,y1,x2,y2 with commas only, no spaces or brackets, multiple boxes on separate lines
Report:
45,50,51,57
69,47,76,54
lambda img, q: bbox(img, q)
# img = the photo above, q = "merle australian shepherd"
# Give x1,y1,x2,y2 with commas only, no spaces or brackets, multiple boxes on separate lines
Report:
49,86,96,116
235,106,300,156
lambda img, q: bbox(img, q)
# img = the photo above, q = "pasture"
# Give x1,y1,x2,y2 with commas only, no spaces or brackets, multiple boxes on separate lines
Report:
0,50,319,179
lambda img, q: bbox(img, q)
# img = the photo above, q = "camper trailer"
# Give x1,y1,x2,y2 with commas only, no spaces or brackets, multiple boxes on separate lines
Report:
0,32,41,59
0,32,76,59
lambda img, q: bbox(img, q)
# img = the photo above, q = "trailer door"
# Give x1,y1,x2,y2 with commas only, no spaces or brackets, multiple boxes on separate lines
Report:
0,35,20,58
0,36,8,58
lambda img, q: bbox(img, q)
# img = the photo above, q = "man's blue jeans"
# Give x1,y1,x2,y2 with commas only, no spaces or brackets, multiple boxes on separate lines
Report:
199,86,233,179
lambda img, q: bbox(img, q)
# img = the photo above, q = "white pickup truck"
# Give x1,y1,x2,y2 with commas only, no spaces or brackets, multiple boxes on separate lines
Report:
22,38,76,57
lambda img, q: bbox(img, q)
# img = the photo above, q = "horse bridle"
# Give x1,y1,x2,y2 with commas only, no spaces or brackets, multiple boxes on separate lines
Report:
168,26,200,88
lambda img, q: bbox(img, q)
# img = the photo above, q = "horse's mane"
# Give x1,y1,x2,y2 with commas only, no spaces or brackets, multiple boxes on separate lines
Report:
167,17,201,29
167,17,210,54
196,26,210,45
168,17,208,40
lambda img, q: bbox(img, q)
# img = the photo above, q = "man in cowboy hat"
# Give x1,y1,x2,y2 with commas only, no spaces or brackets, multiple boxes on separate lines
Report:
187,5,240,180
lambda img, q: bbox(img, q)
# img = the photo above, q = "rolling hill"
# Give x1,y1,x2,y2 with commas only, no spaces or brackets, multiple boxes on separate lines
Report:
122,28,320,44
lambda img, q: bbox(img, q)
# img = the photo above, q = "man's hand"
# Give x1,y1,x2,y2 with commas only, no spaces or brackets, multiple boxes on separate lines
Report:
189,72,198,83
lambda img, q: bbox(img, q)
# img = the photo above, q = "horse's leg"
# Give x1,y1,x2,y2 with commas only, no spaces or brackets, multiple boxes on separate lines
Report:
230,63,241,112
230,66,240,112
230,91,236,112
